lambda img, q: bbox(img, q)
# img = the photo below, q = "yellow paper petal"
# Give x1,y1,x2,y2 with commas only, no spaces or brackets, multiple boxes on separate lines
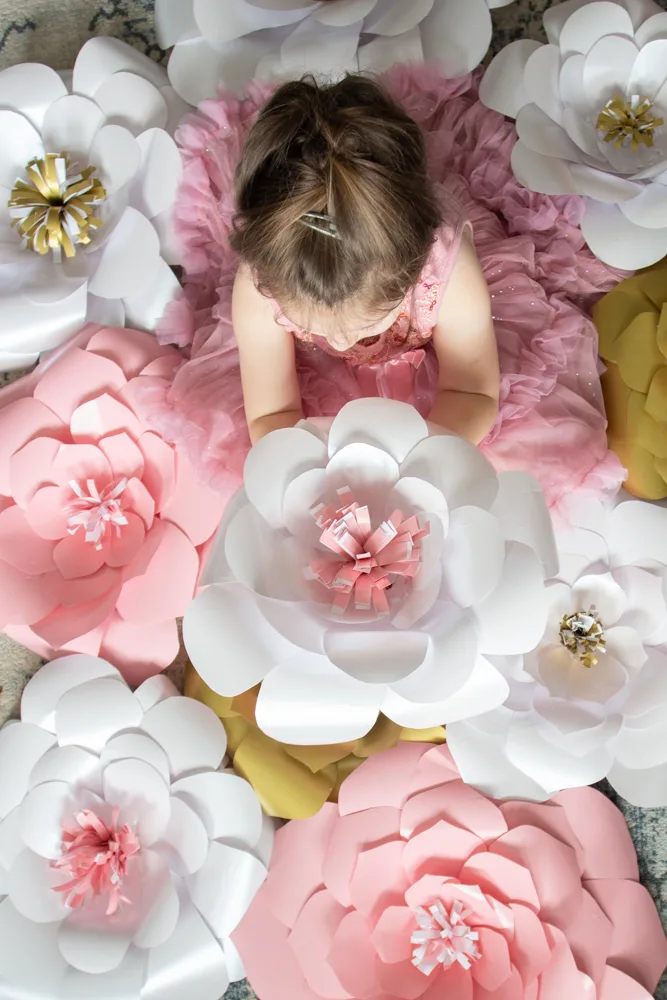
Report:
646,366,667,426
594,278,657,362
614,312,663,393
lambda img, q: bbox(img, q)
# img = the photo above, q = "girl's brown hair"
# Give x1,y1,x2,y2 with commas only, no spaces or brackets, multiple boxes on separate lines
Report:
231,74,442,315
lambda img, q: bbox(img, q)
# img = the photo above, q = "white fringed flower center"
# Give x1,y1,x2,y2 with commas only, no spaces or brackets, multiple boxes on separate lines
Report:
559,606,606,668
9,153,106,257
67,478,129,549
411,899,481,976
596,94,664,151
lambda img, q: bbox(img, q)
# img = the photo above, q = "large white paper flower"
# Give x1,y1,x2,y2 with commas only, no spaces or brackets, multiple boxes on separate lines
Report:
447,499,667,808
0,36,190,372
0,656,272,999
184,399,557,746
157,0,516,106
480,0,667,269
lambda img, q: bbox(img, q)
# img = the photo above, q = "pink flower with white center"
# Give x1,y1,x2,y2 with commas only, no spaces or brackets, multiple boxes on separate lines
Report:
234,742,667,1000
0,657,272,998
0,323,225,681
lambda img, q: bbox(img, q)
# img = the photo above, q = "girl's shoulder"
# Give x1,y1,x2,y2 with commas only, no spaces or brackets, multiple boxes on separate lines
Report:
411,197,470,331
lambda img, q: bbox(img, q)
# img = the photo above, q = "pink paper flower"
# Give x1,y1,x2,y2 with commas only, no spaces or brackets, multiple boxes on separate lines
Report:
0,323,224,681
234,743,667,1000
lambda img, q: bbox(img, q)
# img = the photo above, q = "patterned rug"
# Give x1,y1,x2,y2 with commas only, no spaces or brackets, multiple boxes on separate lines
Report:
0,2,666,997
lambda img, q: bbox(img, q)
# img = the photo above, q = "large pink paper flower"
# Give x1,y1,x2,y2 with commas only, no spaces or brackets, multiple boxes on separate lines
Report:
234,743,667,1000
0,324,224,681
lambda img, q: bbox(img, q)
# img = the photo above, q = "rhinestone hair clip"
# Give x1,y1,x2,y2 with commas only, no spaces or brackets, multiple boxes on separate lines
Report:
299,212,341,239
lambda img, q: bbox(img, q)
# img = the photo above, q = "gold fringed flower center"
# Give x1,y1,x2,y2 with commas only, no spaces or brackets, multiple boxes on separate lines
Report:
596,94,664,151
559,607,606,668
8,153,106,257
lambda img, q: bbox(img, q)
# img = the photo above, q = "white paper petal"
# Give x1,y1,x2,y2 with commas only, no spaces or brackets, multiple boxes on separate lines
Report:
324,442,400,510
569,162,643,202
61,950,147,999
559,53,589,114
559,1,634,57
516,104,584,160
187,841,267,938
55,677,142,753
318,0,380,26
614,716,667,769
0,63,67,130
381,653,509,728
421,0,492,76
401,434,499,511
635,10,667,46
505,714,613,789
172,771,264,846
327,398,427,464
281,467,328,545
390,606,478,704
363,0,433,34
8,848,66,923
442,507,505,608
140,697,227,782
130,128,182,220
194,0,313,43
475,542,547,655
0,109,44,187
619,182,667,229
608,500,667,565
89,124,142,196
143,897,230,1000
622,647,667,718
41,95,106,163
0,898,68,992
155,0,200,48
134,674,181,714
511,139,578,194
224,503,299,600
582,33,638,108
323,628,429,683
607,758,667,807
183,582,296,696
524,44,564,124
102,759,170,846
281,18,362,77
571,572,627,626
167,34,271,104
20,780,77,860
479,39,543,117
627,37,667,98
0,808,26,871
100,734,171,786
29,745,102,796
0,723,56,821
244,425,327,529
153,797,209,877
490,470,558,578
73,36,169,97
222,936,247,983
357,26,424,72
255,652,382,744
88,206,161,299
133,878,180,952
122,256,180,330
92,72,168,135
580,198,667,268
59,909,132,974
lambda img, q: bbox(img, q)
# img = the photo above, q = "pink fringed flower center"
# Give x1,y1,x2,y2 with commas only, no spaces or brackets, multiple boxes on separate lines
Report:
411,900,481,976
51,808,140,915
308,487,429,616
67,477,129,549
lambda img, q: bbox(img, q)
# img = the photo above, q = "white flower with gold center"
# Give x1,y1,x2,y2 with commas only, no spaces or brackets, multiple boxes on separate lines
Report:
156,0,516,106
0,37,190,372
480,0,667,268
448,499,667,808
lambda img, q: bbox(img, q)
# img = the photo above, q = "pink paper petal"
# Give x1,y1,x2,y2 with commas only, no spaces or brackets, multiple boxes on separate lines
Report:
586,879,667,994
508,902,552,986
338,743,429,816
376,955,431,999
348,840,409,923
51,444,112,489
538,926,594,1000
98,613,180,682
327,910,383,998
42,566,120,608
471,967,525,999
402,819,484,883
371,905,416,964
137,432,176,512
288,890,351,1000
160,451,224,546
264,805,338,929
33,347,127,423
53,530,106,580
408,746,461,797
598,965,655,1000
553,787,639,880
490,826,582,929
115,521,199,624
405,782,507,844
0,506,55,574
124,477,155,531
422,963,473,1000
24,485,71,540
564,889,613,985
0,558,58,628
0,398,67,496
472,927,513,992
85,326,176,379
105,510,146,568
459,852,540,911
70,394,142,445
98,432,145,481
499,801,585,873
31,586,120,649
9,438,61,508
323,807,401,908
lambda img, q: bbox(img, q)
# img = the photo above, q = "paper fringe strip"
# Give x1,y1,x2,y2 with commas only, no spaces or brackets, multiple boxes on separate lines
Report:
411,899,481,975
596,94,664,151
66,478,129,549
9,153,106,256
559,606,606,668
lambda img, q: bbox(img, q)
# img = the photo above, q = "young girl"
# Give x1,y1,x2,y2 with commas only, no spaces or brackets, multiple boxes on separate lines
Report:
147,67,626,517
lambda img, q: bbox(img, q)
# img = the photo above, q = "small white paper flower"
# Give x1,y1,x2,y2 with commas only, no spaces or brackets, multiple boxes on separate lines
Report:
447,499,667,808
157,0,516,106
184,398,557,746
0,656,272,999
480,0,667,269
0,36,190,372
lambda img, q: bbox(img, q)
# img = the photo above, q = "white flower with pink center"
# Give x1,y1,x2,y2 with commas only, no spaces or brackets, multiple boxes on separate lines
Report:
184,398,557,745
0,656,273,999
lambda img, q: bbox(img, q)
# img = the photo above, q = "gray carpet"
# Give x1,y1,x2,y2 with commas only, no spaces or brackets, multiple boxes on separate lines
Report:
0,2,666,998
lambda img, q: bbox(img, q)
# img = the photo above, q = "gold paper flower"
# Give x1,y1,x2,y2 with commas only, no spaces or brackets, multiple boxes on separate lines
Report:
184,663,447,821
9,153,106,257
596,94,664,151
559,607,606,668
594,258,667,499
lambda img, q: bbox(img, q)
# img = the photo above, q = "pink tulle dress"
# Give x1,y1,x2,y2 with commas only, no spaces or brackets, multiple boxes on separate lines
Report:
142,66,627,517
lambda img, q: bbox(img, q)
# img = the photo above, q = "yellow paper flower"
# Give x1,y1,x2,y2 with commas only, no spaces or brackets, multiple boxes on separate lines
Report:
184,663,446,821
594,258,667,499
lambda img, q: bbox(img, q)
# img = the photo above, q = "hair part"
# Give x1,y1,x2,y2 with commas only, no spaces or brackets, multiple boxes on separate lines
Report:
230,74,443,315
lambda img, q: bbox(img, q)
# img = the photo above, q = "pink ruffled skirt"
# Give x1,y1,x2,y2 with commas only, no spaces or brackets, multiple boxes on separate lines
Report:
141,67,626,518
